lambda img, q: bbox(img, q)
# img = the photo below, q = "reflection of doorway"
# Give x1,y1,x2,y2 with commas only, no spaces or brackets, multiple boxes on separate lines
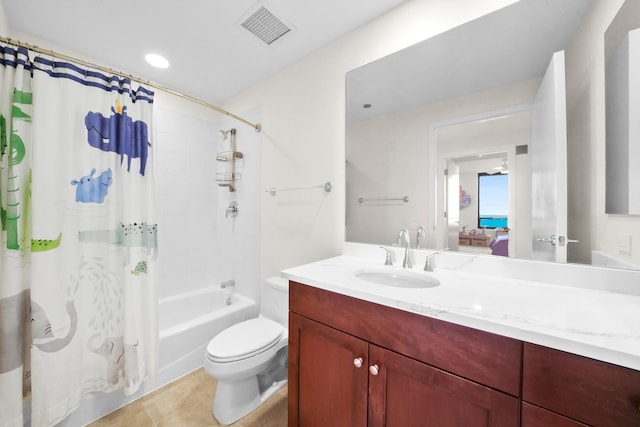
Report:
427,104,531,258
427,106,532,259
444,151,511,256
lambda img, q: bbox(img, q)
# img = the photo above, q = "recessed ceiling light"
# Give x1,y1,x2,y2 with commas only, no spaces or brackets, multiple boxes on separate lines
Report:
145,53,170,69
363,103,372,109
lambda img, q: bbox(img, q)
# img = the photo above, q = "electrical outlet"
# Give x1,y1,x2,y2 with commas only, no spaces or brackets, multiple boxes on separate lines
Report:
617,233,632,254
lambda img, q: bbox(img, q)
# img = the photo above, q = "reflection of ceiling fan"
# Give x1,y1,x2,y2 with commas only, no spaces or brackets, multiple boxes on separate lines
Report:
492,158,509,174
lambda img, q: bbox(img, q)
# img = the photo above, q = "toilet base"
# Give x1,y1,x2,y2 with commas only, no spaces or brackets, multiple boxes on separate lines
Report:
212,376,287,425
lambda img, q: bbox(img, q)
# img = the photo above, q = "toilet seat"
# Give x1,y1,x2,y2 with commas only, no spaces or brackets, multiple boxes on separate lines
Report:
207,317,284,363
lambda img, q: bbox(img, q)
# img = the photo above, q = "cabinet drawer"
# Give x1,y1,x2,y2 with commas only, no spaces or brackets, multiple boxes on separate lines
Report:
523,343,640,427
522,403,589,427
290,281,521,396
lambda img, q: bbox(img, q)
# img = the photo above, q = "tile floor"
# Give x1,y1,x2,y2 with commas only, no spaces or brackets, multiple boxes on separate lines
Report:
87,368,288,426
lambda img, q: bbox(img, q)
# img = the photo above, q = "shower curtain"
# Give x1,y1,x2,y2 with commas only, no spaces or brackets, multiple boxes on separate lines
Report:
0,45,158,427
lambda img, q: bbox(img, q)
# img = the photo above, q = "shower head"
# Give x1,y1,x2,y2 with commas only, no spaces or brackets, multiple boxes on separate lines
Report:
217,128,236,141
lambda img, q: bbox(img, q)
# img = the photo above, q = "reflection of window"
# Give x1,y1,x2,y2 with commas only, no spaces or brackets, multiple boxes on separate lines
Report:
478,173,508,229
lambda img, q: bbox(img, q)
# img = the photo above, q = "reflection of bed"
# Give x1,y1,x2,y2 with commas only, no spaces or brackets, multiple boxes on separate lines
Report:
490,235,509,256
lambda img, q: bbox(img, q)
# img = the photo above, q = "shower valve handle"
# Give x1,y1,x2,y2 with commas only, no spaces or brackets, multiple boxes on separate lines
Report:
225,201,238,218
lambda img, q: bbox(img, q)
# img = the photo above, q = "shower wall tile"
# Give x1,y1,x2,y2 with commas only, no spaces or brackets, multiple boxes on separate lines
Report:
153,101,261,302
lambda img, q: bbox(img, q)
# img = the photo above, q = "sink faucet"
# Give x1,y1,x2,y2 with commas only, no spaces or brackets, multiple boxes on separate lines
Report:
379,246,394,266
396,228,413,268
424,253,436,272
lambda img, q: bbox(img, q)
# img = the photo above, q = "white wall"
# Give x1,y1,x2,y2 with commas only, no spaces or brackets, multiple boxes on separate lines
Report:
0,1,7,35
222,0,519,279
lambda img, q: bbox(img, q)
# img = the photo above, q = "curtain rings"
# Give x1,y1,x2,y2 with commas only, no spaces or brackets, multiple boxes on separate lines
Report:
49,48,56,68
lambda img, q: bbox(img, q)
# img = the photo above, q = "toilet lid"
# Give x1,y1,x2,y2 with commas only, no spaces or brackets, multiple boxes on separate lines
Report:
207,317,283,362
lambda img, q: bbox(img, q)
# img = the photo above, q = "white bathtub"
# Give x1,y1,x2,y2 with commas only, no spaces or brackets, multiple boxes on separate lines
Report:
56,286,257,426
158,287,258,374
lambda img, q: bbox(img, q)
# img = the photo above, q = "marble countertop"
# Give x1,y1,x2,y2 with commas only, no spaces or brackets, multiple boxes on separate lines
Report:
282,246,640,371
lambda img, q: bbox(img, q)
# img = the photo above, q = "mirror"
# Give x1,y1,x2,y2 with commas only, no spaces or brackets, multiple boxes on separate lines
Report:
605,0,640,214
346,0,639,269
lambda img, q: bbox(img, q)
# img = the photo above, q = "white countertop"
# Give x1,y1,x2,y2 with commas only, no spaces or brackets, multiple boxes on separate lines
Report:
282,245,640,371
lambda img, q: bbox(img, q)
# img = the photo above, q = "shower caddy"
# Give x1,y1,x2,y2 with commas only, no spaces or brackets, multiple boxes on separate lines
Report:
216,128,242,192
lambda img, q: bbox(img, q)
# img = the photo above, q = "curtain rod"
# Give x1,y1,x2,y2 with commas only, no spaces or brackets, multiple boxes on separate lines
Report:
0,36,262,132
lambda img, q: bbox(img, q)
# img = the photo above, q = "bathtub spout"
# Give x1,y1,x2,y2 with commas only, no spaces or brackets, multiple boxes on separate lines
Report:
221,280,235,305
220,280,235,289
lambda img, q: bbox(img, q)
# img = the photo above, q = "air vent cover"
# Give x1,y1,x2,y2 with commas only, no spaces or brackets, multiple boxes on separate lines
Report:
241,6,291,45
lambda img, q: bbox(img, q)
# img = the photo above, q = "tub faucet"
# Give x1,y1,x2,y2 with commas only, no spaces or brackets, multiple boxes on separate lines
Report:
396,228,412,269
220,279,235,289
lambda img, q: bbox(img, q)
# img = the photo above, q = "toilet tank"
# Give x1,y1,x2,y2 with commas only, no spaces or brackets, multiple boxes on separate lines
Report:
261,276,289,327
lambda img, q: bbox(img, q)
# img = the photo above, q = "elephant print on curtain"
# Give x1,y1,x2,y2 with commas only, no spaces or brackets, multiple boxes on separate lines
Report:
1,45,158,427
84,99,150,176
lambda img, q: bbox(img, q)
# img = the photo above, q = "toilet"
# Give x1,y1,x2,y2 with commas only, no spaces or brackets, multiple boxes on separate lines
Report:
204,276,289,425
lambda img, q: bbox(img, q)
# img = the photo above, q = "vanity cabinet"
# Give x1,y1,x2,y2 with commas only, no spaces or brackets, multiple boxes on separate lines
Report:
523,343,640,427
288,281,520,426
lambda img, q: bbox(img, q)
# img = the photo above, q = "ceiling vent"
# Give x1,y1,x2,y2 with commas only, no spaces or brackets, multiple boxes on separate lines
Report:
240,5,292,45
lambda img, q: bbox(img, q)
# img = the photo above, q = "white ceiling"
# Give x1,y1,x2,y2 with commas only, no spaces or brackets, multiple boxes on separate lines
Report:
3,0,408,105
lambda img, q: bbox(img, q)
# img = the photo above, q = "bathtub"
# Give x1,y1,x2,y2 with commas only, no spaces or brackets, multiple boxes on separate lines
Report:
158,287,258,376
56,286,257,426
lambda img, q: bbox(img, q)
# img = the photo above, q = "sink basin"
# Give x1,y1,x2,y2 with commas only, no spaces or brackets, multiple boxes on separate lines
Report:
354,267,440,288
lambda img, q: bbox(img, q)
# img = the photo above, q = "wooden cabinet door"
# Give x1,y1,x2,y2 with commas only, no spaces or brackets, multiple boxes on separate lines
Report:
289,313,369,427
368,345,519,427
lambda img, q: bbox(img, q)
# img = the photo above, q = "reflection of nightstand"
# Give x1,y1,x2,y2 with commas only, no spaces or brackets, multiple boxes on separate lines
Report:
459,233,489,246
471,235,490,247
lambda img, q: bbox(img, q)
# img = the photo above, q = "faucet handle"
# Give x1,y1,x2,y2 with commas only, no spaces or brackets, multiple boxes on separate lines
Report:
424,254,434,272
379,246,394,266
416,226,426,249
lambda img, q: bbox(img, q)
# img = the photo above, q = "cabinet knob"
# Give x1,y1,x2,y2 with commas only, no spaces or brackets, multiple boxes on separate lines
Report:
353,357,364,368
369,364,379,376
